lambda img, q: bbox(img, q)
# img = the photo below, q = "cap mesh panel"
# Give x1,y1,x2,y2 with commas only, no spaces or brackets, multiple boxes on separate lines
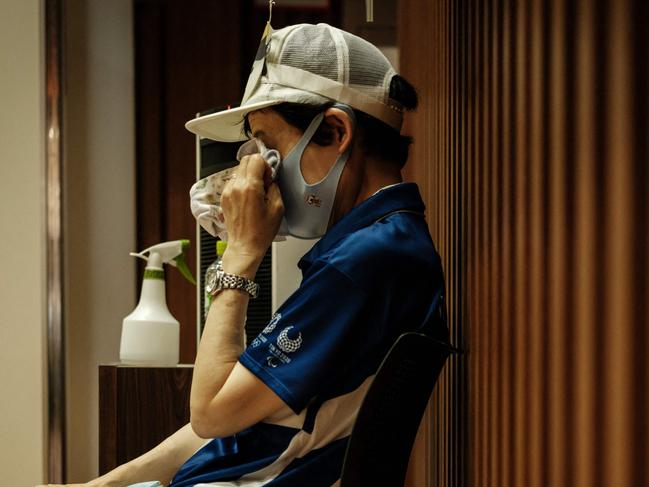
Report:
342,31,393,93
280,26,339,81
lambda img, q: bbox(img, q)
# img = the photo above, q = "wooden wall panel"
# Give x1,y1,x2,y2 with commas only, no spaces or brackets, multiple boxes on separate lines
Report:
399,0,648,485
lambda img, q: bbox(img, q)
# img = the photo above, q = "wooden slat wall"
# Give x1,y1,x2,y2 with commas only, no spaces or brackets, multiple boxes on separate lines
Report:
399,0,648,485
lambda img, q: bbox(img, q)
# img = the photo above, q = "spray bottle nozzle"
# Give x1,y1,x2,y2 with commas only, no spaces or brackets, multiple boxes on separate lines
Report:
130,239,196,285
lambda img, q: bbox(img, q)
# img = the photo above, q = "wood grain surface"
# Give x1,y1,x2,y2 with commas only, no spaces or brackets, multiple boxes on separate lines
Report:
99,366,194,474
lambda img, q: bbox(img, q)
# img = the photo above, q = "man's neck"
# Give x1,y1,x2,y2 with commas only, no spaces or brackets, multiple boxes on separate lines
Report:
328,157,403,230
354,163,403,206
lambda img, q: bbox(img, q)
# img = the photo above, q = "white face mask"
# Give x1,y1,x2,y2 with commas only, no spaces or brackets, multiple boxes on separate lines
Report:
276,103,356,239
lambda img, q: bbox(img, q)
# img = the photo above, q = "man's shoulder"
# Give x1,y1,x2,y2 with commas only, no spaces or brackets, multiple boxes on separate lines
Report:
335,209,435,256
322,212,441,290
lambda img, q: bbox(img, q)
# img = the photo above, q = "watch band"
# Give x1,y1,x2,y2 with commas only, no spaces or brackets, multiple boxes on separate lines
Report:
213,261,260,299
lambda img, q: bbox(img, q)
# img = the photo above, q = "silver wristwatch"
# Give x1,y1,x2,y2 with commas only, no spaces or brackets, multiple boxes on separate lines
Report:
205,260,259,299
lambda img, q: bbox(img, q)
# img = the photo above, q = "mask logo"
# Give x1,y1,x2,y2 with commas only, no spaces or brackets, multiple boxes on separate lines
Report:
305,194,322,207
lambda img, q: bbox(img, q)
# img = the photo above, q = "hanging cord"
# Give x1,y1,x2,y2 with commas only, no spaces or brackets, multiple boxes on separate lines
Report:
365,0,373,22
263,0,276,38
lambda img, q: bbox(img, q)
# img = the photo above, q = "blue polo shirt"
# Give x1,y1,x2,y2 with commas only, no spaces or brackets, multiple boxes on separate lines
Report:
169,182,447,487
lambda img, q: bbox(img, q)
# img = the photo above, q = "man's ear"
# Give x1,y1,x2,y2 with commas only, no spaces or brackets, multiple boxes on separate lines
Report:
323,107,354,154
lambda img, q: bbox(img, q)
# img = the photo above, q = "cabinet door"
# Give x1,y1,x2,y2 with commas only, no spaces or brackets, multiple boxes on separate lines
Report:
99,366,193,474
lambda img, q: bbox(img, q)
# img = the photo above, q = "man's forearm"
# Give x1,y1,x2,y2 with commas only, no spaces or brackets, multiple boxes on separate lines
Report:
191,289,249,406
190,252,261,437
88,423,207,487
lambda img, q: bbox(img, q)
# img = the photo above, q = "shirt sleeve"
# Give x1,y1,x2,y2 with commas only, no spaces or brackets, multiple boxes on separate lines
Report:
238,260,369,414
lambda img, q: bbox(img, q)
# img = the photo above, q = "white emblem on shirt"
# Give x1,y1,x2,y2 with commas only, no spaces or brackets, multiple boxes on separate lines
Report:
277,326,303,353
263,312,282,334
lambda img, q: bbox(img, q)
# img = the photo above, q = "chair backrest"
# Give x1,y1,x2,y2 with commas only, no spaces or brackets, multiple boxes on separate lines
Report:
339,332,452,487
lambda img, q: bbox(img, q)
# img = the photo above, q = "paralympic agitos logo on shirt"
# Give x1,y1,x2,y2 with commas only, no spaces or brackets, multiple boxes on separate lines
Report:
252,313,304,368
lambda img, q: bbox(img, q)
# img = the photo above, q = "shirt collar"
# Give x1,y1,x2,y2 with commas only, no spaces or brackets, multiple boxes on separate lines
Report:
298,182,426,271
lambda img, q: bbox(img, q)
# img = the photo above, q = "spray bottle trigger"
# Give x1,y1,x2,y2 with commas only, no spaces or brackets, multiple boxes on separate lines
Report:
174,252,196,285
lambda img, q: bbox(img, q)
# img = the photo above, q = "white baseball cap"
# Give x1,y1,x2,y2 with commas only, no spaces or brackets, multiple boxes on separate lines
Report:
185,23,405,142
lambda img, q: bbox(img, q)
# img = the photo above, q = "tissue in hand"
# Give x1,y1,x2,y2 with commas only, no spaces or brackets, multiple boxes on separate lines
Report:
189,138,288,242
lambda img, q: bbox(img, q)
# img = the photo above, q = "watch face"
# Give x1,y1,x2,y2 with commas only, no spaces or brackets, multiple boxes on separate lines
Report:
204,265,221,294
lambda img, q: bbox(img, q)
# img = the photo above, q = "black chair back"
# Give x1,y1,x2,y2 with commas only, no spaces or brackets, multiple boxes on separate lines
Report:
339,332,453,487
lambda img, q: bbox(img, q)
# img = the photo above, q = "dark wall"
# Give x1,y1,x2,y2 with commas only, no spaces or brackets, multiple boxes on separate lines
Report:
399,0,648,485
134,0,342,363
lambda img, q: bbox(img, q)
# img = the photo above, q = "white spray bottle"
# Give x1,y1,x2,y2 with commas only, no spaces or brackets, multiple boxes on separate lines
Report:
120,239,196,366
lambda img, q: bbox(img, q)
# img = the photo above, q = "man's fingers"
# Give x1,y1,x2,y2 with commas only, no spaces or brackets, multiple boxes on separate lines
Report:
233,154,268,194
237,157,248,177
266,181,282,201
266,183,285,216
244,154,269,183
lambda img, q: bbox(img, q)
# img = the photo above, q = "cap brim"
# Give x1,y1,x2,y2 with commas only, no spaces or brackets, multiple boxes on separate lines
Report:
185,100,284,142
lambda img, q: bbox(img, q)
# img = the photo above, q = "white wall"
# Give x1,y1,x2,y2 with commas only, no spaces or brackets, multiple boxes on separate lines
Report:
272,237,317,312
0,1,47,485
64,0,136,481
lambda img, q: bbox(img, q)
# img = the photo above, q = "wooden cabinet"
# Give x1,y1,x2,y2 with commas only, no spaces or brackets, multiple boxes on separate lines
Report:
98,365,193,475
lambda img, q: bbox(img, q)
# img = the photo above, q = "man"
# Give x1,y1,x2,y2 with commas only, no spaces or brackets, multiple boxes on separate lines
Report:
42,23,447,487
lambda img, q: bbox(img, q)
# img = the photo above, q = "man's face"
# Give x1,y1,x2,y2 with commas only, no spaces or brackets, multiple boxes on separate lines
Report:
247,107,363,230
247,109,347,185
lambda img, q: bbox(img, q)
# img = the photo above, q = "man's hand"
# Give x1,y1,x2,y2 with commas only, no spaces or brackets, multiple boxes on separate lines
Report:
36,483,100,487
36,423,206,487
220,153,284,270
